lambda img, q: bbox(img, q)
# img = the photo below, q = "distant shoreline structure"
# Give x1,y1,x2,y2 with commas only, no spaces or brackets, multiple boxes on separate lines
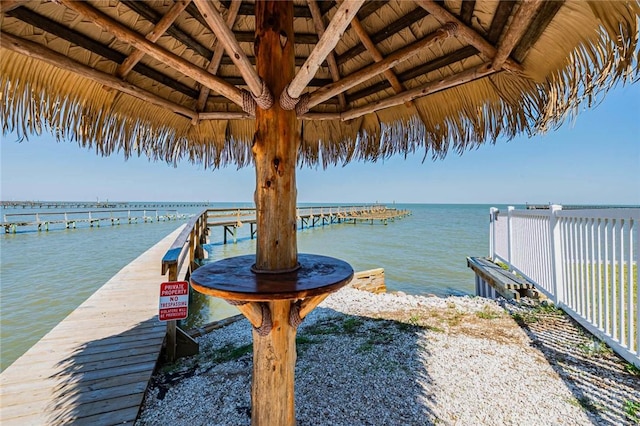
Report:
525,203,639,210
0,201,211,209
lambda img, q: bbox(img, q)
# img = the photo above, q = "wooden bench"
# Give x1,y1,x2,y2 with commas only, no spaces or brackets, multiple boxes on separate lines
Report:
467,257,543,301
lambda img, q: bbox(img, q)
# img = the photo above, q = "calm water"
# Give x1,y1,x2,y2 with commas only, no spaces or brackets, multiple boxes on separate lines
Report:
0,202,508,371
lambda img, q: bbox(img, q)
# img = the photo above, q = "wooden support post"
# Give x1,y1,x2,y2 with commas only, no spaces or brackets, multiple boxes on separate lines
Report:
251,300,296,426
253,0,297,273
250,2,298,425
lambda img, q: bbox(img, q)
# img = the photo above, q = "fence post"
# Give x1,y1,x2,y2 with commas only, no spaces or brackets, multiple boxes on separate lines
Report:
489,207,499,260
506,206,514,270
549,205,563,304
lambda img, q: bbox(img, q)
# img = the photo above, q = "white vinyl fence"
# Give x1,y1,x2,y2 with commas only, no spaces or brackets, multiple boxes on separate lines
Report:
490,206,639,367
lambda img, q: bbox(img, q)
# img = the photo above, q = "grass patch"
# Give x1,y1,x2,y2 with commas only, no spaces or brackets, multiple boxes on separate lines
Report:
577,339,612,357
342,317,364,334
567,396,601,414
624,399,640,423
476,306,501,320
625,363,640,376
210,343,253,363
511,302,562,325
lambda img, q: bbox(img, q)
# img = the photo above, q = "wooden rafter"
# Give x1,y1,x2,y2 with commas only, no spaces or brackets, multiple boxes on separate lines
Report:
58,0,244,108
302,62,499,121
307,26,452,109
349,13,430,126
492,0,544,70
116,0,192,79
121,0,212,59
336,6,429,65
286,0,366,100
308,0,347,110
415,0,523,73
512,0,564,63
0,31,198,120
348,46,478,102
350,15,407,100
196,0,242,112
459,0,476,25
193,0,263,98
216,0,336,19
5,6,199,100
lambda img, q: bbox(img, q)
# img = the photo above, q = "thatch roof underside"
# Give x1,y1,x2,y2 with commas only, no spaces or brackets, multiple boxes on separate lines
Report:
1,0,638,169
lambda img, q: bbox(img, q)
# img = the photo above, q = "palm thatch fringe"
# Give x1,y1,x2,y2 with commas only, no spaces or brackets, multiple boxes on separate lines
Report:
1,1,638,169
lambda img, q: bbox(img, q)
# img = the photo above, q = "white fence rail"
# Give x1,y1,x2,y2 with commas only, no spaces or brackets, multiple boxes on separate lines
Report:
490,206,639,367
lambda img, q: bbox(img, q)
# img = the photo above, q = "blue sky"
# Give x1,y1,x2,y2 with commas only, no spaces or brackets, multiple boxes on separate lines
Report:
1,83,638,205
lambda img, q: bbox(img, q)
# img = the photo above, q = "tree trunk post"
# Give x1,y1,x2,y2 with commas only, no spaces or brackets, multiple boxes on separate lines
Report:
251,2,298,425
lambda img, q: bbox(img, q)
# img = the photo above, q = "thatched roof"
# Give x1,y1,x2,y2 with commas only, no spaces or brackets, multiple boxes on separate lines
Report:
1,0,638,169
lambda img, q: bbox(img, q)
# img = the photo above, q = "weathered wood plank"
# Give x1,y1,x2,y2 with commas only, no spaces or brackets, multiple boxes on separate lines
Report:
0,226,184,425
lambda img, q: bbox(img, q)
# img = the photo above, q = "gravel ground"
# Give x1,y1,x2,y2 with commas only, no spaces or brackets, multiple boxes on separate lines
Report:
136,287,640,425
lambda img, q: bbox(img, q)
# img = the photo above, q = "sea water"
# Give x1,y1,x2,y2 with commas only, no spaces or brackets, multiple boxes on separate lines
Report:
0,202,509,370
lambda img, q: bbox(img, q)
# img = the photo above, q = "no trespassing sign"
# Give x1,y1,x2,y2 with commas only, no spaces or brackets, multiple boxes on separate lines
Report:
159,281,189,321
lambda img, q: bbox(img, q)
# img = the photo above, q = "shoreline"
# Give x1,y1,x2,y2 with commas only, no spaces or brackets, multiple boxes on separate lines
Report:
137,287,640,425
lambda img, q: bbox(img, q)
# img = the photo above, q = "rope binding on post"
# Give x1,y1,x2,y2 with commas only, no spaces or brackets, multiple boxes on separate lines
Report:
279,84,311,115
241,79,274,115
255,302,273,336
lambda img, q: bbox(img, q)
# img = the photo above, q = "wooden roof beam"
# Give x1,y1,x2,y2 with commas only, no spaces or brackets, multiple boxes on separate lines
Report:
308,0,347,110
116,0,192,79
414,0,523,73
302,63,498,121
121,0,212,59
307,25,453,110
336,6,429,65
6,6,199,100
350,15,408,102
196,0,242,113
348,46,479,102
193,0,265,101
284,0,366,103
491,0,544,70
59,0,244,108
0,31,198,121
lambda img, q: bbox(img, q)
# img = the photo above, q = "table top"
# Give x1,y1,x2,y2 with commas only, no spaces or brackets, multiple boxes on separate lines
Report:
190,253,354,301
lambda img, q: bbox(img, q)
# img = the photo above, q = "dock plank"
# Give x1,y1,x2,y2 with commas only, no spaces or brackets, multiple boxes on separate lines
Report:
0,226,185,425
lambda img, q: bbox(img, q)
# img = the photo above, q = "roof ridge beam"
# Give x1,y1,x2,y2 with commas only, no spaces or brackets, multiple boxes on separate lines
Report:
58,0,244,108
414,0,524,73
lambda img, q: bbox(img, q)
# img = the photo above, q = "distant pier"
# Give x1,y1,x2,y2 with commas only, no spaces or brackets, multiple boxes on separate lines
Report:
0,201,210,209
2,209,189,233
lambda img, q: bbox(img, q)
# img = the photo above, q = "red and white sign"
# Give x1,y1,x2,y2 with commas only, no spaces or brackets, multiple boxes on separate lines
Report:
159,281,189,321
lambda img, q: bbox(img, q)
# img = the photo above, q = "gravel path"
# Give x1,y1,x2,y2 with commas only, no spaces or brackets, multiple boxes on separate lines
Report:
137,288,640,425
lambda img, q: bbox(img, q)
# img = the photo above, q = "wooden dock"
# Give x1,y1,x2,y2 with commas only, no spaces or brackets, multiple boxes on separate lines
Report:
2,209,188,233
209,205,411,244
0,226,184,425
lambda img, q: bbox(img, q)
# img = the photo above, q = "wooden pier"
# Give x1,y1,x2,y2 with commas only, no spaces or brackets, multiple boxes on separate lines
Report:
207,205,411,244
2,209,188,233
0,226,184,425
0,201,209,209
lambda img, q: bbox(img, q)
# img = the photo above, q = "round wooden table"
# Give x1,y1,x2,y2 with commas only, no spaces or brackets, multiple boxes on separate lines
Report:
190,253,354,301
190,253,354,426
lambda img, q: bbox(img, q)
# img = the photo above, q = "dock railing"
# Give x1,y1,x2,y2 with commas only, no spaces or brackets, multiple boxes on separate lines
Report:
489,205,639,367
159,204,407,359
